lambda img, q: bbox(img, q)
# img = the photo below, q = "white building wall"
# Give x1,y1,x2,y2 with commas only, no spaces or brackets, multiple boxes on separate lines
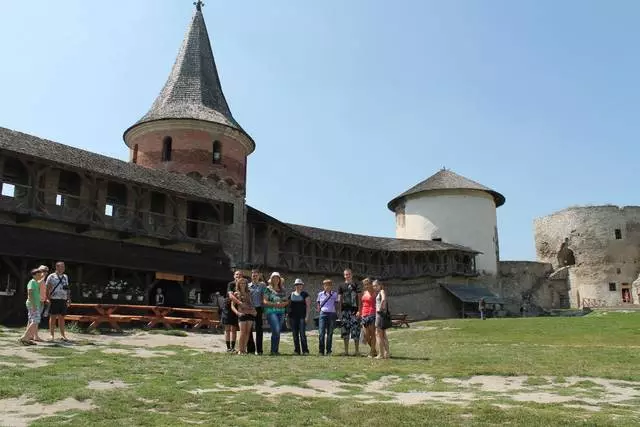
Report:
395,189,499,274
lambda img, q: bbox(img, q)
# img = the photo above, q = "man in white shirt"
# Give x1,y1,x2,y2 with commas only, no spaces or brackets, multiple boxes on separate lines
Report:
46,261,70,341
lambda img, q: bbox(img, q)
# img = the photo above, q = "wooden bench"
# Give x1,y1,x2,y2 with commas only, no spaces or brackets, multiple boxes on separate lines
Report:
66,304,220,331
391,313,410,328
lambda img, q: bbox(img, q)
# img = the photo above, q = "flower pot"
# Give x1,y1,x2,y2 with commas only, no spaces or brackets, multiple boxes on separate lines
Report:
111,294,119,300
125,295,132,301
136,296,144,302
96,292,103,298
82,292,90,298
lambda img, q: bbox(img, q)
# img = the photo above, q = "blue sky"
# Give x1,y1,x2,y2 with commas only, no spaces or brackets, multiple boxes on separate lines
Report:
1,1,638,261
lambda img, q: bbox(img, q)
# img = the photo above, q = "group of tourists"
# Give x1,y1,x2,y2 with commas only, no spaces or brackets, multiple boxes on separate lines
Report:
20,261,71,345
18,262,392,358
221,268,392,359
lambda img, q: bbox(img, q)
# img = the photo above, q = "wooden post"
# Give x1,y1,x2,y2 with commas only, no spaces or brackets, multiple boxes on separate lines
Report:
0,156,5,188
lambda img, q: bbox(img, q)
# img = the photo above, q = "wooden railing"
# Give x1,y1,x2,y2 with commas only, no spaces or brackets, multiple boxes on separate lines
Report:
264,251,476,278
0,185,222,243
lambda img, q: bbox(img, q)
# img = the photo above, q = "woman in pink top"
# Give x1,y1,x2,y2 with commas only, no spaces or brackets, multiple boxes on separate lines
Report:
358,278,377,358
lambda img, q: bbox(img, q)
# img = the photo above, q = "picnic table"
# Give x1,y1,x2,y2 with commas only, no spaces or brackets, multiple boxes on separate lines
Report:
65,303,220,332
391,313,411,328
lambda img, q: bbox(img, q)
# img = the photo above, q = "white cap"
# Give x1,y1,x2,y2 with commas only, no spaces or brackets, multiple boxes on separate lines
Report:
294,278,304,285
269,272,281,280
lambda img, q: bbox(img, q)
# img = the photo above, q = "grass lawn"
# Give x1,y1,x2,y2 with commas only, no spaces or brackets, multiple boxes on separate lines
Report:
1,312,640,426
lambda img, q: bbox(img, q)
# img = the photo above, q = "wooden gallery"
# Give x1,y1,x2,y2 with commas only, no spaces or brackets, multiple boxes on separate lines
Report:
0,5,480,324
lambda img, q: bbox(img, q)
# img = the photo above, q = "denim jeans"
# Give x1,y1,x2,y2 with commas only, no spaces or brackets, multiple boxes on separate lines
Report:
290,317,309,354
267,312,283,354
318,312,336,354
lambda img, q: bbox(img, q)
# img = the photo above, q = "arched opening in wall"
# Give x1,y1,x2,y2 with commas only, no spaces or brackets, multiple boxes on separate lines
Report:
556,238,575,267
105,182,128,221
415,253,426,274
132,144,139,164
427,253,439,273
56,170,82,212
399,253,410,275
354,250,367,276
1,157,30,202
212,140,222,164
462,255,472,274
161,136,172,162
281,237,299,269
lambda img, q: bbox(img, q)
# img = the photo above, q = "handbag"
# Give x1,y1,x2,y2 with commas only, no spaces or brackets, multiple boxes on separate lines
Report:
378,301,392,329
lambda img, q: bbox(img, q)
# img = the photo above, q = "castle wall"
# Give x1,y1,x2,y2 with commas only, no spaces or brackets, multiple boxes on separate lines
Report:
534,206,640,307
396,189,499,275
264,273,459,322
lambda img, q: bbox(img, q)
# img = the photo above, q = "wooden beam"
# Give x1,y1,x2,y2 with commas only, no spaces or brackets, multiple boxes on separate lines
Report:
1,256,21,277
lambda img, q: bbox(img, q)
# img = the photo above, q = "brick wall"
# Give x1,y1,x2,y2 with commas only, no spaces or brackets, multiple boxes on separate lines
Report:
129,128,247,187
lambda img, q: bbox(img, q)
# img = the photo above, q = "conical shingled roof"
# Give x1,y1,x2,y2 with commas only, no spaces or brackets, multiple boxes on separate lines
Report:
124,6,254,151
387,169,505,211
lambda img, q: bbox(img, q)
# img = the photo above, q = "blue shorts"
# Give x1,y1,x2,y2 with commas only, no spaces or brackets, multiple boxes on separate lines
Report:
362,314,376,326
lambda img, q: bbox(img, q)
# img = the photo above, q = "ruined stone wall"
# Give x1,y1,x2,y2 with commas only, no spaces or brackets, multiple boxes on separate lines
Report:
534,206,640,307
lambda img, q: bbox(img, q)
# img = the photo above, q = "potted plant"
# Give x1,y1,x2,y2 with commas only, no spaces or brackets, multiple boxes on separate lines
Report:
106,281,119,300
134,287,145,303
95,284,103,299
124,282,133,301
80,283,92,299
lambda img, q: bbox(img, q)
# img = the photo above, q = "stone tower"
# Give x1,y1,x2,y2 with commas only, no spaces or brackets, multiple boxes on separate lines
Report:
388,169,505,275
123,3,255,190
122,3,254,267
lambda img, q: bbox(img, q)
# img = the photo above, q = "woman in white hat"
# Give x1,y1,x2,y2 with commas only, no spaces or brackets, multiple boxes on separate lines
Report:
262,272,289,355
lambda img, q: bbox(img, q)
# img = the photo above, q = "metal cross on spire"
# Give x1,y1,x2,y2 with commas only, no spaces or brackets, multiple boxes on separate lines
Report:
194,1,205,11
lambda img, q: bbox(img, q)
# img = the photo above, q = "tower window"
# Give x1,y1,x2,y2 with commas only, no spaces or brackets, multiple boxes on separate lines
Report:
162,136,172,162
609,282,616,292
212,140,222,164
614,229,622,240
132,144,138,164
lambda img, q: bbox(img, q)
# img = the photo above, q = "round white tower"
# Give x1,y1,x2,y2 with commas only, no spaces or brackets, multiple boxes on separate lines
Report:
388,169,505,275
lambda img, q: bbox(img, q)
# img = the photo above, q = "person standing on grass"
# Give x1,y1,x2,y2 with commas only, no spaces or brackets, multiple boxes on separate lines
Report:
288,278,311,355
479,298,487,320
316,279,339,356
359,278,377,358
35,264,49,341
20,267,47,345
263,272,289,355
374,279,390,359
222,270,243,353
247,270,266,355
231,277,256,355
338,268,361,356
46,261,70,342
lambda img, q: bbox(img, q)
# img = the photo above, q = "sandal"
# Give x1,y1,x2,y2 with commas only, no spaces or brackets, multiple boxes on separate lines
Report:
19,339,35,346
